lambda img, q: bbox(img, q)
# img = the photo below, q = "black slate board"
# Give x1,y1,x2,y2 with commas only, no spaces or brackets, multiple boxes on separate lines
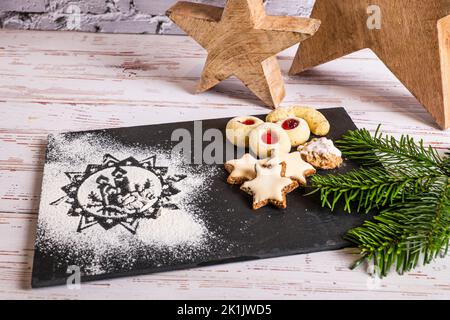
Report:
32,108,370,288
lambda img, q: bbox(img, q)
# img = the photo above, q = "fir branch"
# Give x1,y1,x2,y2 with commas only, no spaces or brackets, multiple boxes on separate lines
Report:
310,166,441,213
345,177,450,277
444,149,450,171
309,127,450,276
337,126,449,175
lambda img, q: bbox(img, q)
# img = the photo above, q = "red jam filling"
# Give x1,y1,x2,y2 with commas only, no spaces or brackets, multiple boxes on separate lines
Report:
261,130,279,145
282,118,300,130
240,119,255,126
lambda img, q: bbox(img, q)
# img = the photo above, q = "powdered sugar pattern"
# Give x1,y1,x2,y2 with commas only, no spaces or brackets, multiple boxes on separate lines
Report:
36,131,220,277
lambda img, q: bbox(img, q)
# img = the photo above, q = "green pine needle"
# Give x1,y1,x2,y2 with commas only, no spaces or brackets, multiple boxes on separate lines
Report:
337,125,449,175
444,150,450,171
310,126,450,277
345,177,450,277
310,167,439,213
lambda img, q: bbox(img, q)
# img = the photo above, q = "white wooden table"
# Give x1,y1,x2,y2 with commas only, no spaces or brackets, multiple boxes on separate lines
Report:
1,29,450,300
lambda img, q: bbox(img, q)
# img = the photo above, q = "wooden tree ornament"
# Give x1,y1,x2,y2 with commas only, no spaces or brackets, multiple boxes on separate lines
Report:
290,0,450,130
167,0,320,108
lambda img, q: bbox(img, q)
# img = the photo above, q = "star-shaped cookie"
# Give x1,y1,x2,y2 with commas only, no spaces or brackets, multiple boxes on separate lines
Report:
241,163,299,210
265,150,316,186
167,0,321,107
224,153,261,185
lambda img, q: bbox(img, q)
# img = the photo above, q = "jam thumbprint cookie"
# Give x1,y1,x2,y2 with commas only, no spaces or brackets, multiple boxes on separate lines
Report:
226,116,264,148
248,123,290,158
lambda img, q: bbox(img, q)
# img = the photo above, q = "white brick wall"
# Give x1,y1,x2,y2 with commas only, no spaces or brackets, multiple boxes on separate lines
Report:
0,0,47,13
0,0,314,34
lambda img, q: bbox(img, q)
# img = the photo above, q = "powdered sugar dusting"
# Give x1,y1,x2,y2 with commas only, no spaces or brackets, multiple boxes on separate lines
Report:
36,131,221,277
136,209,206,247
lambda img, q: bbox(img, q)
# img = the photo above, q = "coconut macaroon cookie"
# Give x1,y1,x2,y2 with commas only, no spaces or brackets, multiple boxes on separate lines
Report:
226,116,264,148
277,117,310,147
249,123,291,158
298,137,343,170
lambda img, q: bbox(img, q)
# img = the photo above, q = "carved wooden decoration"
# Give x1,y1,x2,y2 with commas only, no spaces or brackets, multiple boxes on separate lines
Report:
167,0,320,108
290,0,450,129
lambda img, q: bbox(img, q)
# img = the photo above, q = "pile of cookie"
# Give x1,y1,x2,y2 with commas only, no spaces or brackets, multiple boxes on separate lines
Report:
224,106,343,210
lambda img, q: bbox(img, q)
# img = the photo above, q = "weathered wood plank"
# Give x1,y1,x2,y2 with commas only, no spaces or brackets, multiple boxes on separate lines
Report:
0,30,450,299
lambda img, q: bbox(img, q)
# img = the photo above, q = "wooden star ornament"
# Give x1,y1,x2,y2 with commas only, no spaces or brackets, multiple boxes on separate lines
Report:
167,0,321,108
290,0,450,129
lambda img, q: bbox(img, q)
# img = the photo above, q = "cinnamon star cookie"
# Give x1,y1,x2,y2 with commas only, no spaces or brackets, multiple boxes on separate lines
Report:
265,150,316,186
224,153,261,185
240,163,299,210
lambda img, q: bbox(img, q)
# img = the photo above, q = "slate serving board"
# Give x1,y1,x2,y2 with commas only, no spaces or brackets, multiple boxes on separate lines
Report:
32,107,371,288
